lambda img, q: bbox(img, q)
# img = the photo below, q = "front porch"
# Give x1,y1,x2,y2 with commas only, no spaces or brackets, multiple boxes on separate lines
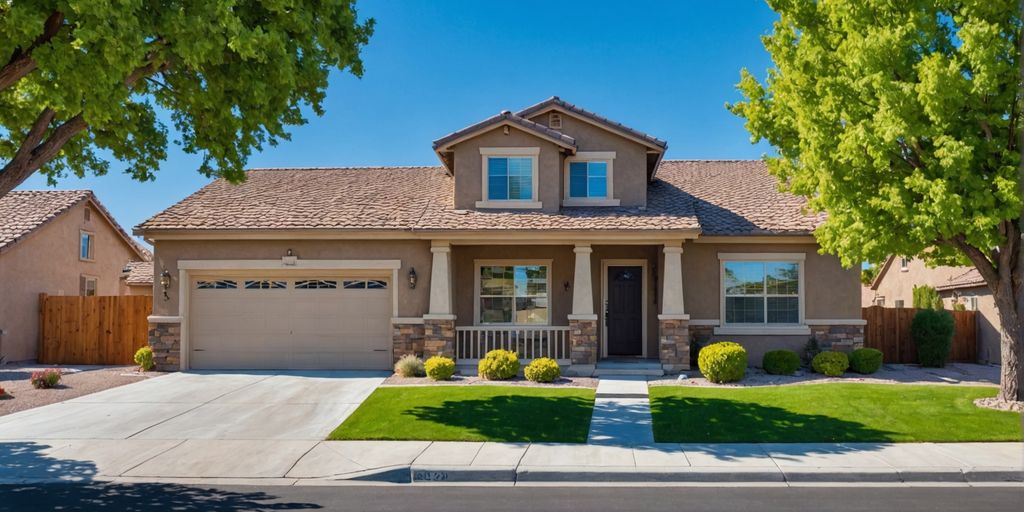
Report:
392,240,691,376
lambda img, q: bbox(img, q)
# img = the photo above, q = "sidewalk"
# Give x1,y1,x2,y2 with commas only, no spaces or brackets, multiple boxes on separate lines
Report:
1,439,1021,486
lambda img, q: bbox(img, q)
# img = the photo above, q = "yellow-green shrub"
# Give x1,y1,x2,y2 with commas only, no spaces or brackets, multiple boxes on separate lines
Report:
524,357,561,383
697,341,747,383
812,351,849,376
478,349,520,380
424,356,456,381
134,346,155,371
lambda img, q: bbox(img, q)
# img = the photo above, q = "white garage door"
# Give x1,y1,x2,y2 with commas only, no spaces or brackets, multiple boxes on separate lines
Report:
188,276,392,370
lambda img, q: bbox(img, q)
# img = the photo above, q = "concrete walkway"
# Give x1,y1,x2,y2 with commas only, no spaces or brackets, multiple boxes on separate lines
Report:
587,377,653,445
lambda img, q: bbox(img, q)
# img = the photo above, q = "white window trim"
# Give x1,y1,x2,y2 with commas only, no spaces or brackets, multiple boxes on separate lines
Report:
79,230,95,261
477,147,542,209
716,252,807,335
563,151,619,206
473,259,553,326
900,257,910,271
80,274,99,296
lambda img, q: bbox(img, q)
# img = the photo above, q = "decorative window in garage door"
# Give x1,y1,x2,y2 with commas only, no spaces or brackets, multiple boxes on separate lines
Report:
295,279,338,289
196,280,238,289
343,279,389,289
244,280,287,289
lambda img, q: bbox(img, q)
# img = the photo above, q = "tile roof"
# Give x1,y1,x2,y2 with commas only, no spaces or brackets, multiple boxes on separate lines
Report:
516,96,668,150
136,160,822,236
432,110,577,152
124,260,153,285
936,267,987,291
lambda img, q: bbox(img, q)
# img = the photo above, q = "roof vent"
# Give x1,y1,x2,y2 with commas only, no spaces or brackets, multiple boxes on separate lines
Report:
549,113,562,129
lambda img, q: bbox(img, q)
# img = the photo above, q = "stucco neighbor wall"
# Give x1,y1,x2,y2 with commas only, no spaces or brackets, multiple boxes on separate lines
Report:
451,127,564,212
0,200,143,362
150,239,432,318
871,258,966,307
940,287,1002,364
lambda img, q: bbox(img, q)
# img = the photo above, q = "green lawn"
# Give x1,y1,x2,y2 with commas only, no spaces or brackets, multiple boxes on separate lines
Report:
328,386,595,442
649,384,1022,443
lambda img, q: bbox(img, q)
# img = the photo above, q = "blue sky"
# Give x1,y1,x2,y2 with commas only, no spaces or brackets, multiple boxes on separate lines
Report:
16,1,778,241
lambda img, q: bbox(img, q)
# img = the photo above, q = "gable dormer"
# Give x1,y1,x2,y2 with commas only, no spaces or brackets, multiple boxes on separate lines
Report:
432,98,667,212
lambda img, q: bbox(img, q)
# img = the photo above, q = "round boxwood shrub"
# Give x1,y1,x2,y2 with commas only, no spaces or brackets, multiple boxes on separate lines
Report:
911,308,954,367
424,356,456,381
762,350,801,375
811,351,849,377
478,349,520,380
524,357,561,383
849,348,883,374
134,346,155,371
697,341,748,383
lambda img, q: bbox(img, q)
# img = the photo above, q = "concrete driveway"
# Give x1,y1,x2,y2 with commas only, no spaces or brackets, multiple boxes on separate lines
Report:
0,370,387,483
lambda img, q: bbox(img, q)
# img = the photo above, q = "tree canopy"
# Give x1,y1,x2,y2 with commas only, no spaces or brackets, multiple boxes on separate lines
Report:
0,0,374,195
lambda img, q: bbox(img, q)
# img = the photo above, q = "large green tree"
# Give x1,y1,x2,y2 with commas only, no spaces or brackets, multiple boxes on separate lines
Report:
0,0,373,196
730,0,1024,401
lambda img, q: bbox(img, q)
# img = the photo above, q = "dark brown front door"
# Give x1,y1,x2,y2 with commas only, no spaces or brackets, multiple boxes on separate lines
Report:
606,265,643,356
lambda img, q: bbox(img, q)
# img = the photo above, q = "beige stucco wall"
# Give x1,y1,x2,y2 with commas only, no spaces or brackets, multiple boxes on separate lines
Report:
451,127,565,212
526,113,650,207
151,239,432,318
0,200,143,362
940,287,1002,364
124,283,154,296
871,258,965,307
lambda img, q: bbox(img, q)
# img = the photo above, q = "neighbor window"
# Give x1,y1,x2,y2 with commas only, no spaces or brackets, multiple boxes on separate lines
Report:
79,231,94,260
965,296,978,311
568,161,608,198
723,261,800,325
900,257,910,271
80,275,97,296
487,157,534,200
894,299,905,308
478,264,549,324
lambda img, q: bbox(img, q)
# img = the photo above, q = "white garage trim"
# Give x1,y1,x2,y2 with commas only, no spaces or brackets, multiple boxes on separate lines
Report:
177,259,402,370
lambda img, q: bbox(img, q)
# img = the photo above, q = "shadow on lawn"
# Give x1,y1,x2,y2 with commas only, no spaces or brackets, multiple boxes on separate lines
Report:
651,397,898,444
406,395,593,442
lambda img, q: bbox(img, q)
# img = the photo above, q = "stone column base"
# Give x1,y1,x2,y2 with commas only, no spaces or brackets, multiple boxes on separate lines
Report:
423,317,456,358
148,322,181,371
811,324,866,353
569,317,598,365
392,321,425,362
659,316,691,372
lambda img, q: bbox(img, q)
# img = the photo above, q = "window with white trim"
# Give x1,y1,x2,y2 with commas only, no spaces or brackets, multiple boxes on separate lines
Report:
894,299,905,308
900,257,910,271
568,161,608,198
79,231,94,260
478,264,549,324
965,296,978,311
80,275,97,296
723,261,800,325
486,157,534,201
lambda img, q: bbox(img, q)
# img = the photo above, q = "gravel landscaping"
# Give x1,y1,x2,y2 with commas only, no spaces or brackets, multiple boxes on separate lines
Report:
649,363,1000,388
383,374,598,388
0,365,160,416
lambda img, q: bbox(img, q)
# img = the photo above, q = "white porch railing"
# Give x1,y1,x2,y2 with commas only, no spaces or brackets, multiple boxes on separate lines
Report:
455,326,571,364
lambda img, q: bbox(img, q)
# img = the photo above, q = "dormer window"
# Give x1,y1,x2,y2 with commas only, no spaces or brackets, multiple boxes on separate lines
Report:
563,151,620,206
477,147,542,209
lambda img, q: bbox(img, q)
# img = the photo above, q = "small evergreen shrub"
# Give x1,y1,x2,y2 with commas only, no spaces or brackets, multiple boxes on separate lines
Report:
424,356,456,381
394,354,425,377
849,348,883,374
30,368,62,389
478,349,520,380
911,309,954,367
697,341,747,383
912,284,944,309
811,351,849,377
134,346,155,371
952,303,966,311
524,357,561,383
762,350,801,375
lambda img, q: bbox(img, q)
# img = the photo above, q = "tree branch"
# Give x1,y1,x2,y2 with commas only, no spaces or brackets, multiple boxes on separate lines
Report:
0,11,64,91
942,235,1001,291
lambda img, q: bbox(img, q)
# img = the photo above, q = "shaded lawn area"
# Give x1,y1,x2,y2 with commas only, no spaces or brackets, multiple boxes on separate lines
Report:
328,386,595,442
649,384,1022,443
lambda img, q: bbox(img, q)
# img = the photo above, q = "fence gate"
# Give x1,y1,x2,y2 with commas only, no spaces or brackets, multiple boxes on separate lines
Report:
38,293,152,365
861,306,977,364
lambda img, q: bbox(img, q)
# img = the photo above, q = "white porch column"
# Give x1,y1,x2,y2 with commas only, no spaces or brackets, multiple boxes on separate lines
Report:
661,242,686,316
569,244,596,319
427,241,453,316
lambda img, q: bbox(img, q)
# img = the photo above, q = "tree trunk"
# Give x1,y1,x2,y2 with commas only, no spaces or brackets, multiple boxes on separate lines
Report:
993,283,1023,402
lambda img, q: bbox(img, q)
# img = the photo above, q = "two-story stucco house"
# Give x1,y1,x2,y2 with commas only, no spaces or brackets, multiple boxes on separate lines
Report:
135,98,864,375
0,190,151,362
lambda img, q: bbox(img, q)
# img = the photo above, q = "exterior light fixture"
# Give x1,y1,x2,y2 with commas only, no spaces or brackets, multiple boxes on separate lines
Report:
286,248,294,257
563,281,571,292
408,268,418,289
159,269,172,301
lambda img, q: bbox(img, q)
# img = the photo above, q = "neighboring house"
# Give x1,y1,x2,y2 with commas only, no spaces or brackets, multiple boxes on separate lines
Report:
0,190,151,362
135,97,863,374
121,260,154,296
867,256,1001,364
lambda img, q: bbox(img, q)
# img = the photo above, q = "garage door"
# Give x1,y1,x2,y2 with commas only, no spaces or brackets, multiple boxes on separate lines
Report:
188,276,392,370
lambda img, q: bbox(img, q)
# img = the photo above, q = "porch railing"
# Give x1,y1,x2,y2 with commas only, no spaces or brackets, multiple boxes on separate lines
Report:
455,326,571,364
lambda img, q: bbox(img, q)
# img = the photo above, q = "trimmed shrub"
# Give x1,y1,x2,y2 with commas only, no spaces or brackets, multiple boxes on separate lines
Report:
911,308,954,367
849,348,883,374
30,368,62,389
134,346,155,371
762,350,801,375
478,349,520,380
912,284,943,310
524,357,561,383
394,354,425,377
697,341,748,383
424,356,456,381
811,351,849,377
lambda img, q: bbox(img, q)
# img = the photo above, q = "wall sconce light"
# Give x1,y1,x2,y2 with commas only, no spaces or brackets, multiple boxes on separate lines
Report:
408,267,418,289
563,281,571,292
159,269,172,301
286,248,294,257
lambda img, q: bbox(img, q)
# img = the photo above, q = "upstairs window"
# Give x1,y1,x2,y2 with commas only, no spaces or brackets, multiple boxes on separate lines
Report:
569,161,608,198
80,231,94,261
487,157,534,200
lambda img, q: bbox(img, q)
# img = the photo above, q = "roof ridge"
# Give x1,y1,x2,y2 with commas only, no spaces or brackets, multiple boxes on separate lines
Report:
660,158,764,163
246,166,442,171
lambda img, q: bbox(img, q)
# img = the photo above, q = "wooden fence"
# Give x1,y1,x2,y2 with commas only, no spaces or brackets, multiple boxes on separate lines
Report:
38,293,152,365
861,305,977,364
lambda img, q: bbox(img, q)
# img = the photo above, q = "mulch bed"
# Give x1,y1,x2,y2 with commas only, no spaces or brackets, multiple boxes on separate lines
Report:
0,365,160,416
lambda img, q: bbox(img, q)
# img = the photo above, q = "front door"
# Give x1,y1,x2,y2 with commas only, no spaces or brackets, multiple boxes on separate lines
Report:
606,265,643,356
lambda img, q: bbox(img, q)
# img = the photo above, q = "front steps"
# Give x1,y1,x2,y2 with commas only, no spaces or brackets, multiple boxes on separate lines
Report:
593,360,664,377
